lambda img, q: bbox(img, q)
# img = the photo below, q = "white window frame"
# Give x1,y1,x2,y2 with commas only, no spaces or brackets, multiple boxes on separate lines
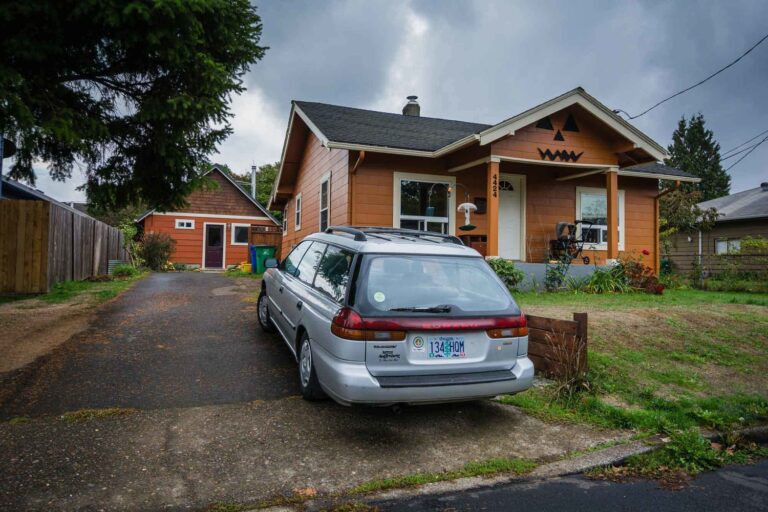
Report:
393,172,456,234
282,205,289,235
715,238,740,255
294,193,302,231
175,218,195,230
575,186,625,251
230,223,250,246
319,172,331,232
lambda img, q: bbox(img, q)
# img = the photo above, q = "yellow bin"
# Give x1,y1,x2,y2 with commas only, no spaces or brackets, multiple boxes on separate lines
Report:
239,262,252,273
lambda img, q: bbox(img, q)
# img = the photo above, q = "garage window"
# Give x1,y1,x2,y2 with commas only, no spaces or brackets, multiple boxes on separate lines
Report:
231,224,249,245
175,219,194,229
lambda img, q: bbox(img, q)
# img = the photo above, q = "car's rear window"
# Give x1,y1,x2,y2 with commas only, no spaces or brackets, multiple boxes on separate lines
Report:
355,255,519,316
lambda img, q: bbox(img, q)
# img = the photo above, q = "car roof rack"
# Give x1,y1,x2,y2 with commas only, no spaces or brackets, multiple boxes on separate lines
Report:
324,226,465,245
355,227,464,246
324,226,368,241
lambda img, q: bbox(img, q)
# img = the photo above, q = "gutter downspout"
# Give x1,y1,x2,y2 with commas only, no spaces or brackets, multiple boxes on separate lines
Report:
349,151,365,225
654,180,680,275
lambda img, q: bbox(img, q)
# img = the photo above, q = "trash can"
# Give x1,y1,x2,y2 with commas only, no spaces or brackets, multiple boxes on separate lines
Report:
250,245,276,274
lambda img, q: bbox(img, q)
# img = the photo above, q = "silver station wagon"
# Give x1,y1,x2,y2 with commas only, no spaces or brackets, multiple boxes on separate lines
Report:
258,227,533,406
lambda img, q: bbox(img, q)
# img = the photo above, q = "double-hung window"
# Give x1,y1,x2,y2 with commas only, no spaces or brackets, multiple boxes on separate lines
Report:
282,205,288,235
319,174,330,232
394,172,455,234
575,187,625,250
295,193,302,231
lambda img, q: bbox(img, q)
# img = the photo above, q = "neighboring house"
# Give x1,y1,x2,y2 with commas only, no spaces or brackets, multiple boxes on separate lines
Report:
269,88,698,271
1,176,128,293
666,182,768,275
136,165,280,269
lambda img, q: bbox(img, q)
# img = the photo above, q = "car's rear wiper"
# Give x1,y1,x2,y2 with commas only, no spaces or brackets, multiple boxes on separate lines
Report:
389,304,452,313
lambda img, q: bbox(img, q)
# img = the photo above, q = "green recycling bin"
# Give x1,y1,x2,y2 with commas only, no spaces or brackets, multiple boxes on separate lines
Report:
251,245,276,274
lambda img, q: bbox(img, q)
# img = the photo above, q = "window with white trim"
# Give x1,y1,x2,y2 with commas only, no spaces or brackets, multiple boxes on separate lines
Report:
294,193,302,231
175,219,194,229
394,173,454,234
319,174,330,232
231,224,250,245
282,205,288,235
715,238,740,255
575,187,625,250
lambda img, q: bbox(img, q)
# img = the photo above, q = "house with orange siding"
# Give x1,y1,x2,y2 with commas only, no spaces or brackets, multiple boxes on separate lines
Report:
137,166,280,269
269,88,699,272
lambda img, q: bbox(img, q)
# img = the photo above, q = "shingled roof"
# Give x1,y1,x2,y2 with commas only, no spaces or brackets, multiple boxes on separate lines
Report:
622,162,699,181
698,183,768,222
294,101,491,152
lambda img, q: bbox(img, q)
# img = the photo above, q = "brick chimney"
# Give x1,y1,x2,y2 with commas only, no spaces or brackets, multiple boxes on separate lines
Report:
402,95,420,116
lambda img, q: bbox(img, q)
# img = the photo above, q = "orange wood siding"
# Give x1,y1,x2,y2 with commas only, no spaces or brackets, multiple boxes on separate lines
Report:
491,106,623,166
177,169,272,217
281,133,349,256
143,214,275,267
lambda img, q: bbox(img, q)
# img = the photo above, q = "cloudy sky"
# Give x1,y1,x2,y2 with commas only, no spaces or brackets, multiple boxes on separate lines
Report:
31,0,768,201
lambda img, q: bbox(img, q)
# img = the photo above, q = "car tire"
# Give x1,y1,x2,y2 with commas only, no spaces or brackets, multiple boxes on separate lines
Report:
257,291,275,333
298,333,326,401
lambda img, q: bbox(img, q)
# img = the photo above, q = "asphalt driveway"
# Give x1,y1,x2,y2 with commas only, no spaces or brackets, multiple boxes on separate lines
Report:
0,272,628,511
0,272,297,418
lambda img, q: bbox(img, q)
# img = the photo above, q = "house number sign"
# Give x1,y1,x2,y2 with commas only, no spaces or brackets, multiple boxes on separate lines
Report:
492,173,498,198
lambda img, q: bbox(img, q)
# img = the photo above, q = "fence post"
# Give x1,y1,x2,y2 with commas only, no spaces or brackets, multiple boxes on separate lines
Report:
572,312,588,373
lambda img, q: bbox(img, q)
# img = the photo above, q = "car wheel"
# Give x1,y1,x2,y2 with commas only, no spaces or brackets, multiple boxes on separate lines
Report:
257,291,275,333
298,333,326,401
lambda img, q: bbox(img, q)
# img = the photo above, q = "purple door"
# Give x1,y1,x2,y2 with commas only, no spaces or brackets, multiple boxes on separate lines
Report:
205,224,224,268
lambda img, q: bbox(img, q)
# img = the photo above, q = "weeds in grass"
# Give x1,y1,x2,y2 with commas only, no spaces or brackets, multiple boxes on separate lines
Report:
7,416,30,425
59,408,138,422
348,457,536,495
203,503,247,512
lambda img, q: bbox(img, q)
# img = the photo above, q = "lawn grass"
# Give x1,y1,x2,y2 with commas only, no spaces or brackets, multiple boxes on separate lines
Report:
40,272,147,304
224,269,263,280
502,288,768,439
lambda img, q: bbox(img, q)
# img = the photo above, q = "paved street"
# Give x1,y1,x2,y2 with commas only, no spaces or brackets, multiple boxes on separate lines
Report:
372,459,768,511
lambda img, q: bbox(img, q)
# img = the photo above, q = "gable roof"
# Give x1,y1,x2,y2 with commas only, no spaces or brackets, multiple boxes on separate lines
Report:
294,101,491,153
136,165,279,224
698,184,768,222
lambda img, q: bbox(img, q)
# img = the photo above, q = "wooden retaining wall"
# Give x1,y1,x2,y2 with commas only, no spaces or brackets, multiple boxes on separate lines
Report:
527,313,588,379
1,200,128,294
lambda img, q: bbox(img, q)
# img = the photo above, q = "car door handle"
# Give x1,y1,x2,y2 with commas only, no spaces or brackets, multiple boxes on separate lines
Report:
279,286,284,293
296,301,303,310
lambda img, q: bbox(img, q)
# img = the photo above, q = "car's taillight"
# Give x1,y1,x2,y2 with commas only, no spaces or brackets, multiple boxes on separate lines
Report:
331,308,526,341
487,316,528,338
331,307,406,341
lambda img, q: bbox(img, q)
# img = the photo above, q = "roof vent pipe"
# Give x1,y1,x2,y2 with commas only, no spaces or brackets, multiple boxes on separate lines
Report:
761,182,768,192
251,165,258,199
402,95,420,117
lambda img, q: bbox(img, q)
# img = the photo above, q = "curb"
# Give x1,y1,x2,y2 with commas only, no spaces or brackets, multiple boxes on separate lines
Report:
254,425,768,511
254,437,662,512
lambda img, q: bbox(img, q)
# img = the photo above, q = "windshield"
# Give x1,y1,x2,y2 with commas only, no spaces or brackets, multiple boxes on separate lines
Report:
355,255,519,316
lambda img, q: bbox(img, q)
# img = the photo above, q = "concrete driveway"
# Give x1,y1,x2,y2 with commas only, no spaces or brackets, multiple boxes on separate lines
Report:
0,272,626,511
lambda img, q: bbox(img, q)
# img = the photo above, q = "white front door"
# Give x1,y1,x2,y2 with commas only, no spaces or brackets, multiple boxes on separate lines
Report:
498,174,524,260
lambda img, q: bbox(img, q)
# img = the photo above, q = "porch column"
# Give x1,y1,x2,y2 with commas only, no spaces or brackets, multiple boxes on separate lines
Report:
606,168,619,261
486,159,500,257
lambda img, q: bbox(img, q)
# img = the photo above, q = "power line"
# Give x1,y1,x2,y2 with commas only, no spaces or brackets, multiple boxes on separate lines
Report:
721,139,766,160
613,32,768,120
721,127,768,156
725,134,768,171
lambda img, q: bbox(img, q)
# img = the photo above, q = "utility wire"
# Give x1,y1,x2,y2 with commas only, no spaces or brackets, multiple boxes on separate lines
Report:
721,139,766,160
614,32,768,119
725,134,768,171
721,127,768,156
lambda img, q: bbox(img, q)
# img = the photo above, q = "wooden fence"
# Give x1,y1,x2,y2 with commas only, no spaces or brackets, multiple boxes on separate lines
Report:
527,313,588,379
249,224,283,260
0,200,128,294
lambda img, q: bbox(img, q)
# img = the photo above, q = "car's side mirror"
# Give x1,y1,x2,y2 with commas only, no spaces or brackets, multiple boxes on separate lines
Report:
264,258,278,269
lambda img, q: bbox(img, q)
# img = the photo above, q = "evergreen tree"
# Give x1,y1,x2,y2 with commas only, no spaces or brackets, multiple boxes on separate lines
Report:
665,114,730,201
1,1,266,211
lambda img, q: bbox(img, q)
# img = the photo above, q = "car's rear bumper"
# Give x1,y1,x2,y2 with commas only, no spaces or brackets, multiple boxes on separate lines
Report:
312,343,534,406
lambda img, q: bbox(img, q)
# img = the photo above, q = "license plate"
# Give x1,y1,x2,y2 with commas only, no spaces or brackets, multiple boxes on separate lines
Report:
428,336,466,359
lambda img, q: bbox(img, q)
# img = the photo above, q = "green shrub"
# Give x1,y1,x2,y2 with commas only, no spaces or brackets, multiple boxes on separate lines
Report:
487,258,525,291
138,233,176,271
545,261,568,291
112,264,138,278
584,266,631,294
